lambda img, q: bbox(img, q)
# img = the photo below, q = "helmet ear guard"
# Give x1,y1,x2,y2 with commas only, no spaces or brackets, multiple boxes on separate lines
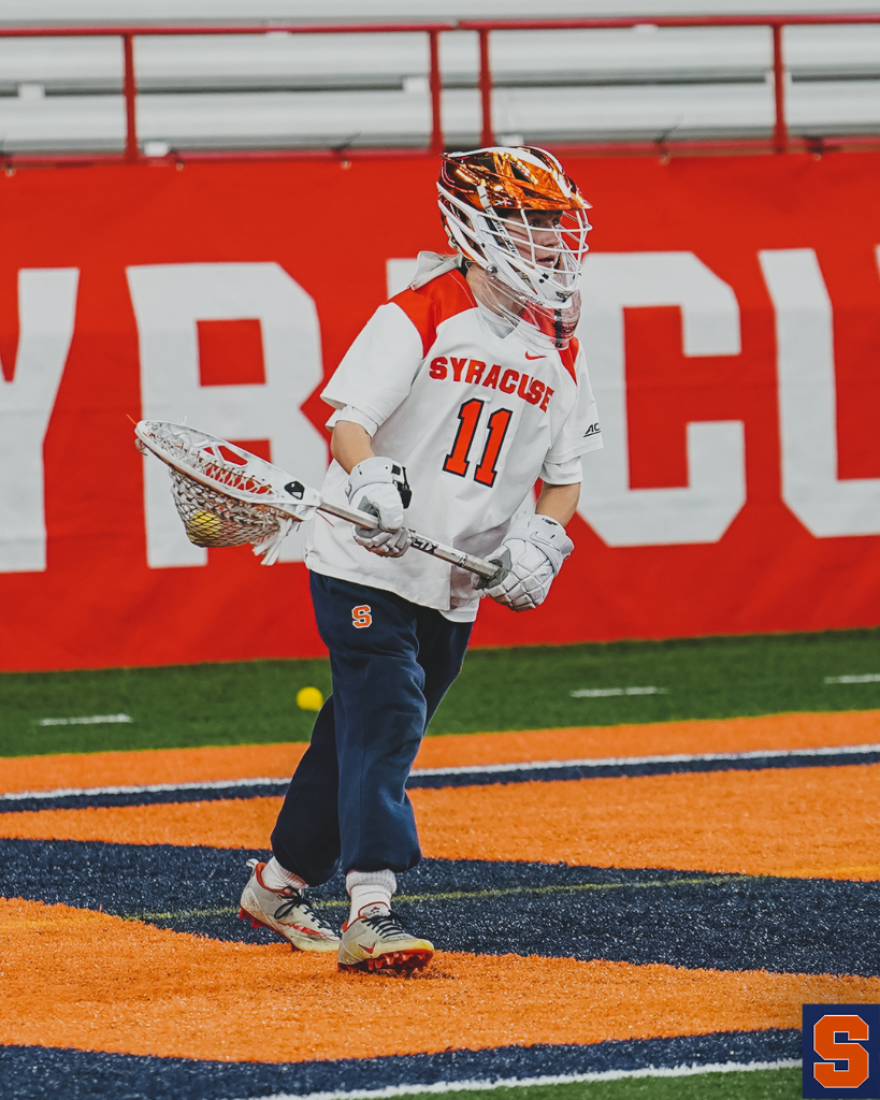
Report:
437,147,591,349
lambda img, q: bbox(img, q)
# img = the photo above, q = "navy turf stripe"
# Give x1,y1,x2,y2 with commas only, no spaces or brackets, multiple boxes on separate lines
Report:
3,746,879,813
0,1030,800,1100
3,839,879,978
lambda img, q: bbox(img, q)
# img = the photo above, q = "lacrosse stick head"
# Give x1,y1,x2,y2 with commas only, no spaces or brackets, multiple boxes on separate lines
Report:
134,421,322,564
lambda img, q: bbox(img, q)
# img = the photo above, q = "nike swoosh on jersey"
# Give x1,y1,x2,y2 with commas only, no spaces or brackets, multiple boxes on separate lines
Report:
524,352,545,360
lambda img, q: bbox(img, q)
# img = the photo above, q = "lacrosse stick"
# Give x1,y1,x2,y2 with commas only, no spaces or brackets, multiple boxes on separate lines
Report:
135,420,503,580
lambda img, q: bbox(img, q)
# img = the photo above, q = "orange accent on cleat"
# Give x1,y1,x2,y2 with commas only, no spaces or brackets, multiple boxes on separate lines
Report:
338,949,432,975
239,907,272,934
242,908,301,948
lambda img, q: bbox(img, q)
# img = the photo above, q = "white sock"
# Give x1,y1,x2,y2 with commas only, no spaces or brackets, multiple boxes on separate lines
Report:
346,869,397,922
260,856,307,893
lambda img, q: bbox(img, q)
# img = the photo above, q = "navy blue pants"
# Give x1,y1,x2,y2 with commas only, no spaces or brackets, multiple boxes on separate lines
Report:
271,573,472,886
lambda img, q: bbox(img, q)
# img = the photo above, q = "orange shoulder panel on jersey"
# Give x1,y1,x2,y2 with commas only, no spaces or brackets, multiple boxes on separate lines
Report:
391,269,477,358
558,336,579,386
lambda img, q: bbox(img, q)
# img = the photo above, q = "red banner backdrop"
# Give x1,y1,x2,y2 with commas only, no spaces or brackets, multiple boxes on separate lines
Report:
1,150,879,671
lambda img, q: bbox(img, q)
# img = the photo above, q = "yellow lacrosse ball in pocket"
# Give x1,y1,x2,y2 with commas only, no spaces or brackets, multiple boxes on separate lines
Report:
296,686,324,711
186,509,223,544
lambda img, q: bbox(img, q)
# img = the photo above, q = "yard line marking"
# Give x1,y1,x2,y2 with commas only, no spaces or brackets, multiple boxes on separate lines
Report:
826,674,880,684
4,742,880,803
35,713,133,726
571,686,667,697
130,874,753,921
228,1059,801,1100
128,905,242,921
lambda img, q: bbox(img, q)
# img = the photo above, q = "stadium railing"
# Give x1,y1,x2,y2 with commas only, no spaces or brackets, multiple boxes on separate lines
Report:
1,14,880,164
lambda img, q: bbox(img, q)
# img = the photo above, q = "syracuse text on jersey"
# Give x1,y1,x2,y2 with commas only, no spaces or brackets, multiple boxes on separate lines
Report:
428,355,556,411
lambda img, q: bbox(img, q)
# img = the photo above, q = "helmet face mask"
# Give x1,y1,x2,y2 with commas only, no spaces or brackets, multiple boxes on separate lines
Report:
437,146,591,349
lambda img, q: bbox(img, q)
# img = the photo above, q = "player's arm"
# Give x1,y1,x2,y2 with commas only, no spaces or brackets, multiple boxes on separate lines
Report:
535,481,580,527
330,420,375,474
321,301,425,559
484,339,600,610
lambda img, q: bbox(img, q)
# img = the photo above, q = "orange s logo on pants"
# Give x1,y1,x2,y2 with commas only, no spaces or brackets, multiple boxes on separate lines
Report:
352,605,372,629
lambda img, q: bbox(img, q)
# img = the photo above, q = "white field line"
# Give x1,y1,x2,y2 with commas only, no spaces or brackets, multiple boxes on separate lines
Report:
412,742,880,777
4,743,880,803
571,686,666,697
826,674,880,683
0,775,285,802
229,1058,800,1100
35,713,133,726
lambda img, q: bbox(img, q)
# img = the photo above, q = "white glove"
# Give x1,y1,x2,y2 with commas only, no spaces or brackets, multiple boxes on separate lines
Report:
481,514,574,611
346,456,412,558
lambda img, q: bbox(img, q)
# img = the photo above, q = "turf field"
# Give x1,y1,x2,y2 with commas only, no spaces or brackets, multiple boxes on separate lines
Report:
5,625,880,756
2,628,880,1100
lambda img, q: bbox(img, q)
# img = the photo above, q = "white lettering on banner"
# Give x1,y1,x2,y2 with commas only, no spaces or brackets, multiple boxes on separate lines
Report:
576,252,746,547
126,263,326,568
0,268,79,573
759,248,880,537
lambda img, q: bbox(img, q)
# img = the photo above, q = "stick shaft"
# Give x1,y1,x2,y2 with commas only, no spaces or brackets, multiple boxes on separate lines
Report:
317,500,499,581
135,422,500,582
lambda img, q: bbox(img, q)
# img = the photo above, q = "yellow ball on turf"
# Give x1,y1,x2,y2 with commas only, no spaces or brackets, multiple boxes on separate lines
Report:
186,509,223,544
296,686,324,712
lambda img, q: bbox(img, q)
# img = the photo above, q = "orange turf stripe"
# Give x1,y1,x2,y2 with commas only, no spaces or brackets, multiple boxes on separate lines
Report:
0,797,282,848
3,709,879,795
415,710,880,768
0,742,309,796
2,897,878,1063
413,764,880,881
2,761,879,881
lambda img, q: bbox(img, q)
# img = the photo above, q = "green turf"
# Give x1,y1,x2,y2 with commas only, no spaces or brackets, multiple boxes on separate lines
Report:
383,1067,804,1100
2,626,880,757
438,626,880,734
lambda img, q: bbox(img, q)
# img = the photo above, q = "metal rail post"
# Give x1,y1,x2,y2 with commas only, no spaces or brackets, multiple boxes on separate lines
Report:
772,23,788,154
478,28,494,146
122,32,139,162
429,29,443,155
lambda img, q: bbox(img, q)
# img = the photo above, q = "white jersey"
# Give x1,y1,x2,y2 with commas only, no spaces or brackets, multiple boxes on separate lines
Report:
305,254,603,621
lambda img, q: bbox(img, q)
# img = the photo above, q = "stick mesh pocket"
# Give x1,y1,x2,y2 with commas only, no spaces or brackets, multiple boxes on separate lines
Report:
169,469,282,548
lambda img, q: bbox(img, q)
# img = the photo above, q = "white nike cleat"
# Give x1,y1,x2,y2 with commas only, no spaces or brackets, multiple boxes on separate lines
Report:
239,858,340,953
337,908,433,974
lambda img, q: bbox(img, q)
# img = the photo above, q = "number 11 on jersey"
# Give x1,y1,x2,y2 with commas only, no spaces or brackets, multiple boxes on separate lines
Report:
443,398,512,488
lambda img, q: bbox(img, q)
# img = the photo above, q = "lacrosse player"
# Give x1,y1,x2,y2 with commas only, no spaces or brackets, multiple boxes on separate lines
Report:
239,147,603,972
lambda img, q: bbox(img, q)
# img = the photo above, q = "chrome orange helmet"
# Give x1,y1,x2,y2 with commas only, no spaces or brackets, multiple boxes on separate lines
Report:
437,146,591,349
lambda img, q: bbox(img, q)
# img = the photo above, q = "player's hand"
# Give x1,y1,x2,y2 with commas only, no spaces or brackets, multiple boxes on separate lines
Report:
480,514,574,611
346,456,413,558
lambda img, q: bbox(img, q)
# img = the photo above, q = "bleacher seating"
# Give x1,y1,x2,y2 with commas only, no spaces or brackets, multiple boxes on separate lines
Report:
0,4,878,153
